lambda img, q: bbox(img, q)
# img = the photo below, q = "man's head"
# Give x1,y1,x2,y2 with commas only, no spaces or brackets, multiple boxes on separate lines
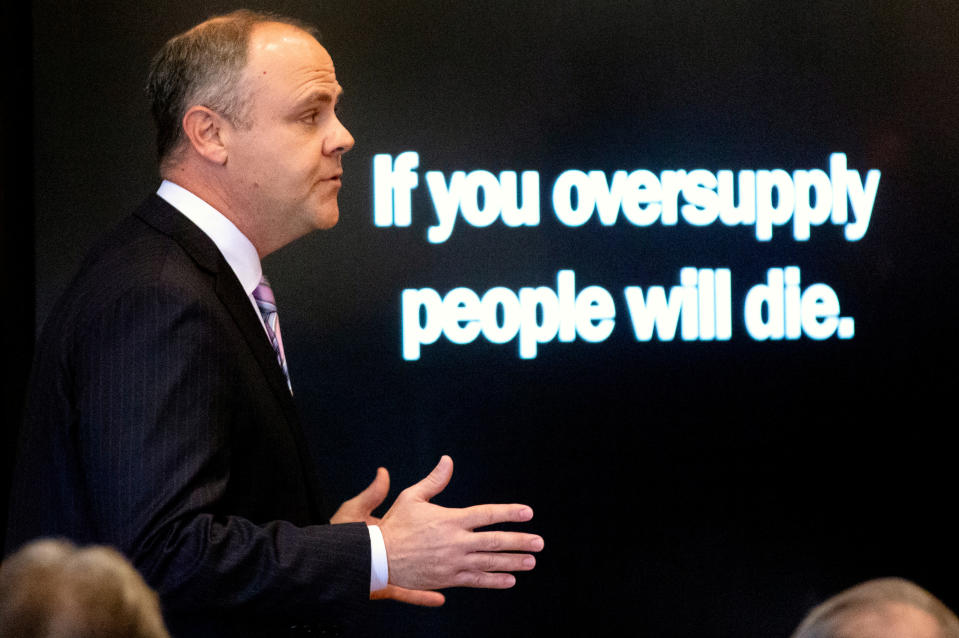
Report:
147,10,354,256
791,578,959,638
0,539,171,638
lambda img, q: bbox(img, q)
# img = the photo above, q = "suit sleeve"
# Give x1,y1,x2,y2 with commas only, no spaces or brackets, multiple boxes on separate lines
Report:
71,281,369,624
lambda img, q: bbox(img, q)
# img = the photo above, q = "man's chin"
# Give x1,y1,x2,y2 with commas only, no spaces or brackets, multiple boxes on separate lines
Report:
313,206,339,230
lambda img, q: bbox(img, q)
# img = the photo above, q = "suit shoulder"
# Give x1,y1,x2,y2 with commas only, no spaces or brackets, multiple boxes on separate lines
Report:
44,209,218,339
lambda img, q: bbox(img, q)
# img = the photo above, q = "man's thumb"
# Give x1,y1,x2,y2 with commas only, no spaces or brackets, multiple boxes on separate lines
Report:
410,455,453,501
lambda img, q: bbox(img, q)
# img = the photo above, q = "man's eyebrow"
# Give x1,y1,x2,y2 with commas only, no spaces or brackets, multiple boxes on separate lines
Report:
296,87,344,108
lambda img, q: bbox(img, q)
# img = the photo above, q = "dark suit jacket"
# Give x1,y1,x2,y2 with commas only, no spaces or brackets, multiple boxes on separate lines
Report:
6,195,370,636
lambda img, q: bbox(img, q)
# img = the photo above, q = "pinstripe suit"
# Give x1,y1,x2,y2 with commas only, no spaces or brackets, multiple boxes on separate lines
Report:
6,195,370,636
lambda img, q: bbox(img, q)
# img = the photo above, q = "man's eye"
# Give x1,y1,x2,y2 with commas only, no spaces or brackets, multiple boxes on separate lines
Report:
302,111,319,124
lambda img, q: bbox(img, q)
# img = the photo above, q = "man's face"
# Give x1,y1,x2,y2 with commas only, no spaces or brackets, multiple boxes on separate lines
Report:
224,22,354,253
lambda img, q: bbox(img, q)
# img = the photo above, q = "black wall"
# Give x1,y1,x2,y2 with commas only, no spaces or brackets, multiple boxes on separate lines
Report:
2,0,34,554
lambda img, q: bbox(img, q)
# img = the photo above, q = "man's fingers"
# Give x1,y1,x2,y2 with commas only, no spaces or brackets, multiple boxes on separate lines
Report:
406,455,454,502
453,571,518,589
465,551,537,573
355,466,390,511
371,584,446,607
465,530,545,554
459,503,535,530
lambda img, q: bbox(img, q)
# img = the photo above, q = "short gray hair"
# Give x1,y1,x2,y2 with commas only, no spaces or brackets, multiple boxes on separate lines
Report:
791,577,959,638
145,9,319,170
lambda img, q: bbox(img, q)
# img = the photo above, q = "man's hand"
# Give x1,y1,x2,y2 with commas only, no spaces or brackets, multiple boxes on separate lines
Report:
331,467,446,606
379,455,543,591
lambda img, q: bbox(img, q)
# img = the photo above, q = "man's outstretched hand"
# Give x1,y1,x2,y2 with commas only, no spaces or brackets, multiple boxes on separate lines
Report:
331,467,446,606
379,455,543,592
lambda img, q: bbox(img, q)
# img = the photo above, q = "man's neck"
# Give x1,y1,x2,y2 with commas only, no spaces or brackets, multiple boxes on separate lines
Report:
161,166,268,258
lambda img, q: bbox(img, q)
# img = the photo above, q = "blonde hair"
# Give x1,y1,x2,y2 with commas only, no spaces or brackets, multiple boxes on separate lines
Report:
792,577,959,638
0,539,170,638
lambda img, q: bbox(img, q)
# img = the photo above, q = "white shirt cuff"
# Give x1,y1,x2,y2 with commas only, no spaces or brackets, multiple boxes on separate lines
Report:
368,524,389,592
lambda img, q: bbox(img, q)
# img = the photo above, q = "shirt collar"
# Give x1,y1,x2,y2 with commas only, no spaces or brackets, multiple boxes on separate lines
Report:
156,180,262,296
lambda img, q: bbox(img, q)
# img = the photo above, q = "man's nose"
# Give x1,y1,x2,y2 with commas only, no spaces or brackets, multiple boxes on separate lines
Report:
327,117,355,156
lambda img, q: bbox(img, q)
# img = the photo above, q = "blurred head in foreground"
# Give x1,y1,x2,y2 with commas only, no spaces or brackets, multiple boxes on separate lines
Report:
791,577,959,638
0,538,170,638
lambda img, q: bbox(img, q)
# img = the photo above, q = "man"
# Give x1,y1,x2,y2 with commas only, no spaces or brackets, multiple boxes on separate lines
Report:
791,578,959,638
5,10,542,636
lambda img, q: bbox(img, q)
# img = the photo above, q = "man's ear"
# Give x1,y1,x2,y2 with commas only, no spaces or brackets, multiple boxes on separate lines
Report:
181,106,229,165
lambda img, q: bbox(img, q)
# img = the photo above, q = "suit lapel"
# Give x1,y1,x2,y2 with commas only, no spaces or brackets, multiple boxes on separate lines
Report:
134,195,328,518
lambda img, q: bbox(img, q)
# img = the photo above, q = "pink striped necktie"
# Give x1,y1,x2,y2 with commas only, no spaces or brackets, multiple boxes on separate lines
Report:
252,276,292,394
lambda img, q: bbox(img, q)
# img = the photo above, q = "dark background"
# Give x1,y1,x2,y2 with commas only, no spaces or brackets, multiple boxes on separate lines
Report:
5,1,959,636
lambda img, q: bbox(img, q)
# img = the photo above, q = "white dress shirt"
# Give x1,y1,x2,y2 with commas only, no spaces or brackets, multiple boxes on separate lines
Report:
156,180,389,593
